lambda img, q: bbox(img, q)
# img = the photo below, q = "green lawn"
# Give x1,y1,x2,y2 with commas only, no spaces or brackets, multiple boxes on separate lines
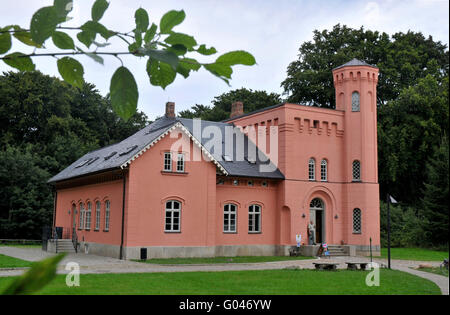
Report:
133,256,314,265
0,254,33,268
0,244,41,249
379,248,448,261
0,269,440,295
415,267,449,277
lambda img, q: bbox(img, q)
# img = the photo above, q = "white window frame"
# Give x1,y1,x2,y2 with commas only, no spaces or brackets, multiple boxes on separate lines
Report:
353,208,362,234
85,202,92,230
164,152,172,171
308,158,316,181
79,203,84,230
321,159,328,182
223,204,237,233
248,204,261,233
176,153,185,172
104,200,110,231
165,200,181,232
352,91,360,112
95,201,101,231
352,160,361,181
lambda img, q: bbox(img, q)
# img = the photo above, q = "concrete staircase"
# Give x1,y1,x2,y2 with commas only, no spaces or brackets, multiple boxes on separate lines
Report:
56,239,76,253
323,245,348,257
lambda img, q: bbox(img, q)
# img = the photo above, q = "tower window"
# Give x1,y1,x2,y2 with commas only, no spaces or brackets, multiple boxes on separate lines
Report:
353,208,362,234
352,160,361,181
321,159,328,181
352,92,360,112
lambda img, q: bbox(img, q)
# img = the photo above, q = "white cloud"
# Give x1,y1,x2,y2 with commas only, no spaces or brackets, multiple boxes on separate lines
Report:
0,0,448,120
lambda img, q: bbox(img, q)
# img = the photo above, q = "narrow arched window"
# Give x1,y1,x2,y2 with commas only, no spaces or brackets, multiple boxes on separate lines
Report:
95,201,101,231
223,204,237,233
308,158,315,181
104,200,110,231
321,159,328,181
353,208,362,234
352,160,361,181
165,200,181,232
248,204,261,233
352,92,360,112
85,202,92,230
79,203,84,230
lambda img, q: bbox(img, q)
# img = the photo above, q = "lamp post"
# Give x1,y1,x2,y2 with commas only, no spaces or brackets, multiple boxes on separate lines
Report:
386,193,398,269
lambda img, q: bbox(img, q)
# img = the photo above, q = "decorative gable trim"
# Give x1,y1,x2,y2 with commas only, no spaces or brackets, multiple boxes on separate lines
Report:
120,122,228,175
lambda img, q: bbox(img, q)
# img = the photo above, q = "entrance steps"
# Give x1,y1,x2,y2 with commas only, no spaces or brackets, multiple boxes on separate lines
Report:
323,245,348,257
56,239,76,253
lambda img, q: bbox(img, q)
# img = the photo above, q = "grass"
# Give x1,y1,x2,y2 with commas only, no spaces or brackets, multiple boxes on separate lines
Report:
0,254,33,268
132,255,314,265
0,244,41,248
0,269,440,295
379,248,448,261
415,267,449,277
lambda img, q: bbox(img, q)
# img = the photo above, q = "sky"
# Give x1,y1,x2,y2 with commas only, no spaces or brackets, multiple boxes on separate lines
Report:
1,0,449,120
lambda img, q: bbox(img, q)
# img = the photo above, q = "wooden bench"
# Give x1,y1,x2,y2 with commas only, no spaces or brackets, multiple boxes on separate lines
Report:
345,262,369,270
313,262,339,270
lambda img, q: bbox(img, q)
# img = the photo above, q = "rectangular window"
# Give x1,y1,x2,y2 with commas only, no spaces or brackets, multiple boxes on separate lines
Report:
223,204,237,233
104,201,110,231
85,202,92,230
79,203,84,230
165,201,181,232
177,153,185,172
248,205,261,233
164,152,172,171
95,201,101,231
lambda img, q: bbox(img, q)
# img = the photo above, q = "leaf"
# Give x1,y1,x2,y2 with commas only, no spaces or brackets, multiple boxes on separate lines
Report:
53,0,73,23
85,53,104,65
30,6,59,45
2,254,65,295
77,31,95,48
164,32,197,50
197,44,217,56
159,10,185,34
57,57,84,88
2,52,35,71
177,57,201,78
216,50,256,66
0,30,12,54
110,66,138,121
147,58,176,89
81,21,114,40
144,23,157,43
92,0,109,22
203,63,232,84
168,44,187,56
139,48,179,70
135,8,149,33
52,31,74,49
12,29,42,48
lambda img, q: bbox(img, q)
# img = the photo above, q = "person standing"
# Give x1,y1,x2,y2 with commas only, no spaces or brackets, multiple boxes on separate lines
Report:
308,220,316,245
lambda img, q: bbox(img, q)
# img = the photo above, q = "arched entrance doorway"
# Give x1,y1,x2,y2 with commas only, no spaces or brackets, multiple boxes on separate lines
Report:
310,198,325,244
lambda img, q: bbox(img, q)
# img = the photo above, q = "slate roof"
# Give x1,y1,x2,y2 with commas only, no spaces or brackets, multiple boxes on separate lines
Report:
48,116,284,183
332,58,378,70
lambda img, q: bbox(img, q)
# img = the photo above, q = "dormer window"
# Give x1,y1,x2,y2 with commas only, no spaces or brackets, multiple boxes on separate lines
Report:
352,92,360,112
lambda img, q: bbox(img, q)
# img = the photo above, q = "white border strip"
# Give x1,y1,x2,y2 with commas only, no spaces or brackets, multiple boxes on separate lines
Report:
120,122,228,175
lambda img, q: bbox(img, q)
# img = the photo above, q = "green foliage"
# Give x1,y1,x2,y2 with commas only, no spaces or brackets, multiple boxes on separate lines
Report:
421,136,449,247
179,88,283,121
0,2,256,120
2,254,65,295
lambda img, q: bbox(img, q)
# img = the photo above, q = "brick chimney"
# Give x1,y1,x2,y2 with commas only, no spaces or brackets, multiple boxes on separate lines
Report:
165,102,175,118
230,101,244,118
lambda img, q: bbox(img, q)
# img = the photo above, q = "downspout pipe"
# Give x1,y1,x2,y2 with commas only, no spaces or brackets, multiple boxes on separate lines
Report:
119,171,126,260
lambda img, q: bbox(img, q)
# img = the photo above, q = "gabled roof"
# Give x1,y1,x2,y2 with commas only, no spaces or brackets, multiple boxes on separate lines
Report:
48,116,284,183
333,58,378,70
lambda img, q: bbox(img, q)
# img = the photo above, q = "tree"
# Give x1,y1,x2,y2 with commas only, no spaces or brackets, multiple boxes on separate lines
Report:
421,136,449,247
0,0,256,120
378,75,449,204
179,88,283,121
281,24,449,108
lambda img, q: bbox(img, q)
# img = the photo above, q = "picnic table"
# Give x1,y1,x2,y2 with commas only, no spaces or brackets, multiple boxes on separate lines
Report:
313,262,339,270
345,262,369,270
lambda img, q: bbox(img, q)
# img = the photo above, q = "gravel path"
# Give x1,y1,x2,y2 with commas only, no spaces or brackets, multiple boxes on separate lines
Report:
1,246,447,294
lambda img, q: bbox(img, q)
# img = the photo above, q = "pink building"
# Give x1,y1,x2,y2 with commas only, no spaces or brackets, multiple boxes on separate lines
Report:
49,59,380,259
